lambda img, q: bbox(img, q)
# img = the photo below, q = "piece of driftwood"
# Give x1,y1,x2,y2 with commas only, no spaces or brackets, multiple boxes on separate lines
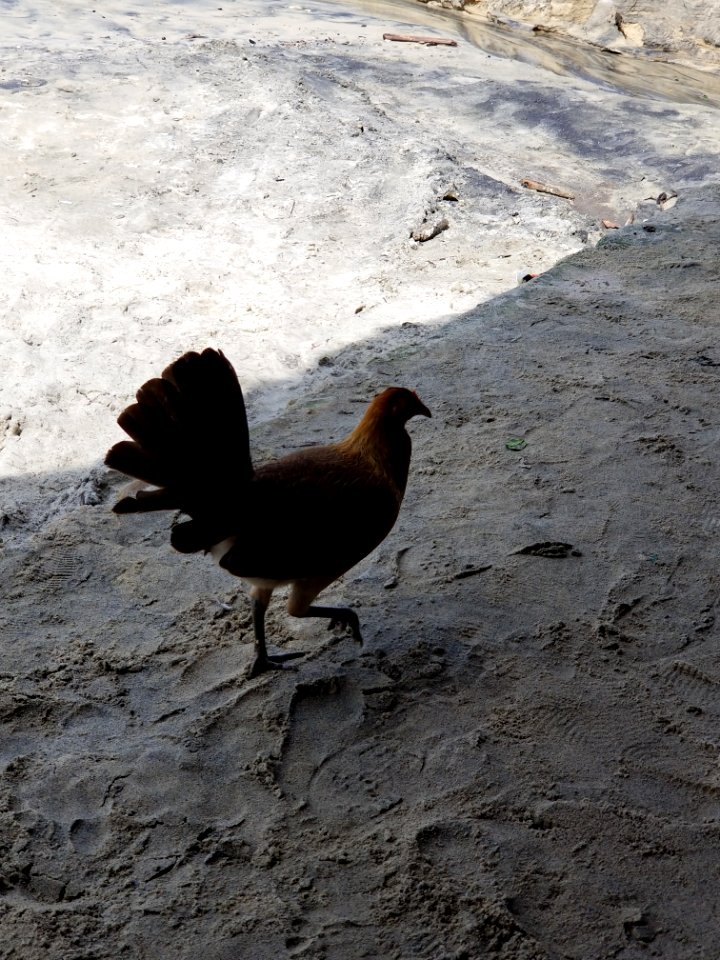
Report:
383,33,457,47
521,178,575,201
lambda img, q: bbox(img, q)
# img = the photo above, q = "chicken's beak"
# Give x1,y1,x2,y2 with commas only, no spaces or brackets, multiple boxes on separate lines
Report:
412,394,432,419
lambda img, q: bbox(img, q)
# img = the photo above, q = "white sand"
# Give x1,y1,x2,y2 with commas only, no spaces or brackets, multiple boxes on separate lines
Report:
6,0,719,533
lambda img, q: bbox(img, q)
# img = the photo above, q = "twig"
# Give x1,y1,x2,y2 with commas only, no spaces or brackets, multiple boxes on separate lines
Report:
521,178,575,201
383,33,457,47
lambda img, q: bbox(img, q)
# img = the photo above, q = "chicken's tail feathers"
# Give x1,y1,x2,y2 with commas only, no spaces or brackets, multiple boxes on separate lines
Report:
105,348,252,526
170,519,210,554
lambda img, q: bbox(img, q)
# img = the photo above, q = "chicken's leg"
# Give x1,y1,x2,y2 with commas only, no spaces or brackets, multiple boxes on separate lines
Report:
249,594,305,677
301,605,363,645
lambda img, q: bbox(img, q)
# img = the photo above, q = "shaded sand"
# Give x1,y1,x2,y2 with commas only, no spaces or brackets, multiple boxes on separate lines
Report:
2,2,720,957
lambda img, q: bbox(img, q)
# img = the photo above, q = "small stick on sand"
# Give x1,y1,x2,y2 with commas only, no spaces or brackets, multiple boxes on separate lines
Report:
383,33,458,47
521,178,575,201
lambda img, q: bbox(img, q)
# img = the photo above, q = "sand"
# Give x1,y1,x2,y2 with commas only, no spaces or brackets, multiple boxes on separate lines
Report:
2,1,720,957
472,0,720,69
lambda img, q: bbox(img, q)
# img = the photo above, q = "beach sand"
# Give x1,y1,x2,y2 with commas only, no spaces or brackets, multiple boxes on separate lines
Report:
2,1,720,956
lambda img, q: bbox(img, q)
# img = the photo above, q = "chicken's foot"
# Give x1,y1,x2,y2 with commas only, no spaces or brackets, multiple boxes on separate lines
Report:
302,605,363,645
249,596,305,677
249,650,305,677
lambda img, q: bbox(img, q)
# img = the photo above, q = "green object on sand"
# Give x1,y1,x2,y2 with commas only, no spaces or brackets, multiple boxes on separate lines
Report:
506,437,527,451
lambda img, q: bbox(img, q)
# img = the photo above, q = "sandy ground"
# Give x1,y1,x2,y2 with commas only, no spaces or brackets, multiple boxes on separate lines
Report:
470,0,720,68
2,1,720,957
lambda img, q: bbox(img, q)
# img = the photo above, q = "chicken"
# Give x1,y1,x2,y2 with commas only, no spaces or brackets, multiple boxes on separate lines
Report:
105,348,431,676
